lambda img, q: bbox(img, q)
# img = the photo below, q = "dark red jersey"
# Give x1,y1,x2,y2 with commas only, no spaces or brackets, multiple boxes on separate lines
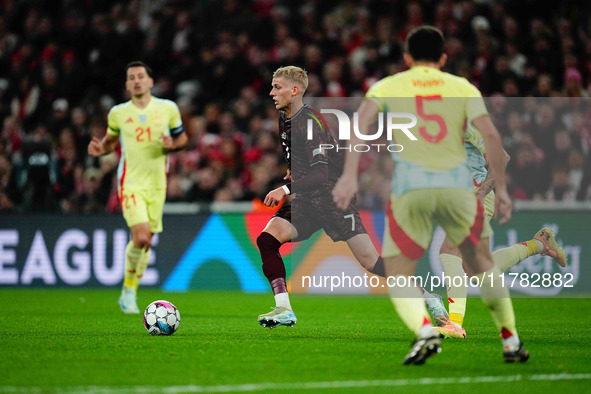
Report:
278,105,343,197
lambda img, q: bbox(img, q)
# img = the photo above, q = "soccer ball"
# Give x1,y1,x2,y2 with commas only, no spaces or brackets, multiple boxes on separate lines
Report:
143,300,181,335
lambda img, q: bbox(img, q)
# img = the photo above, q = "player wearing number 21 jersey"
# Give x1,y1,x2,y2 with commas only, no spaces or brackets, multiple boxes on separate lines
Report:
108,96,183,194
88,61,187,315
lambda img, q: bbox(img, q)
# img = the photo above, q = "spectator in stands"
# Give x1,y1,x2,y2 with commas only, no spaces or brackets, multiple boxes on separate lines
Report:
72,167,105,214
1,0,591,212
546,162,576,202
509,142,547,199
563,67,587,97
19,125,56,211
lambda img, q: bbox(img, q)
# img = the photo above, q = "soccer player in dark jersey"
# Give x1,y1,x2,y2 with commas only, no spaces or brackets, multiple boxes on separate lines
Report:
256,66,386,328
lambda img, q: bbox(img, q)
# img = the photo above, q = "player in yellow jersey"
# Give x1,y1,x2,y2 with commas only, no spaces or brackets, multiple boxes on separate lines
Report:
333,26,528,364
424,122,567,339
88,61,187,314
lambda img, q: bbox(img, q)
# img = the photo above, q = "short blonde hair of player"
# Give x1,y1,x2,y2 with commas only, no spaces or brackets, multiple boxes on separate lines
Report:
273,66,308,94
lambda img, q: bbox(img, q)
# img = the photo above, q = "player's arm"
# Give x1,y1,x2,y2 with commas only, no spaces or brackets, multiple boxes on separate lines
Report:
264,138,330,206
162,132,188,151
88,133,119,157
263,168,292,207
472,115,512,223
475,149,510,202
162,102,188,151
332,99,379,210
89,107,121,157
264,165,328,207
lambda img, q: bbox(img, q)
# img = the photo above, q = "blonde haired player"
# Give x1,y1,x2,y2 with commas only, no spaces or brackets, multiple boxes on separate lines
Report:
257,66,388,328
333,26,529,364
425,122,567,338
88,61,187,313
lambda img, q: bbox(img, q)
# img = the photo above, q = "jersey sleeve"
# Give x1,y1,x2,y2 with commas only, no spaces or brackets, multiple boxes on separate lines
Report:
168,102,184,137
106,107,120,136
365,79,387,112
463,81,488,123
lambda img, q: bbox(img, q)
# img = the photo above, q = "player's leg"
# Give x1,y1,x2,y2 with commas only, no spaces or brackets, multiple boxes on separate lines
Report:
385,255,441,365
133,188,165,293
119,189,151,314
382,192,441,365
440,190,494,333
494,228,567,271
433,236,468,338
460,238,529,362
419,284,449,328
439,189,528,362
345,234,385,276
256,210,299,328
119,222,152,314
322,199,385,276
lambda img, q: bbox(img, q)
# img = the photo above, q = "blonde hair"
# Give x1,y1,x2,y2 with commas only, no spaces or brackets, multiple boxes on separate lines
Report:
273,66,308,94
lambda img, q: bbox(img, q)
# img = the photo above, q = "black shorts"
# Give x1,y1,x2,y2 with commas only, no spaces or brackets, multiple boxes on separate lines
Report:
273,196,367,242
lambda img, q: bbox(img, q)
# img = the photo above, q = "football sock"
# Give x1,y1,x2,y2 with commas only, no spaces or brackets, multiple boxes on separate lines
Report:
389,275,434,337
133,247,151,291
369,256,386,277
440,254,466,327
124,241,142,291
257,232,286,285
478,265,518,342
493,239,543,272
502,330,521,350
274,292,292,310
257,232,290,309
269,277,287,295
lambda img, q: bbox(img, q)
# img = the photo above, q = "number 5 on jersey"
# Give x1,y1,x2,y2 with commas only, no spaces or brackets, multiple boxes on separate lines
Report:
416,95,447,143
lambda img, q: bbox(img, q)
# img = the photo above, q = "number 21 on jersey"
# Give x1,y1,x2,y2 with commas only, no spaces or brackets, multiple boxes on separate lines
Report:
135,127,151,142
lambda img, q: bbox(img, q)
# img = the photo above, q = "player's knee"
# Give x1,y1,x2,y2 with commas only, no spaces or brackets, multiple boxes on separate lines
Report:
439,238,457,255
134,236,151,250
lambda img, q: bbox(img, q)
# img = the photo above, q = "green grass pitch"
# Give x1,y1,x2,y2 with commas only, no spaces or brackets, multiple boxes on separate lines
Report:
2,289,590,393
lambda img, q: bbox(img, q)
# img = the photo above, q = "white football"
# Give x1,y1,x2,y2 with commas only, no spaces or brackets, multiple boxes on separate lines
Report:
143,300,181,335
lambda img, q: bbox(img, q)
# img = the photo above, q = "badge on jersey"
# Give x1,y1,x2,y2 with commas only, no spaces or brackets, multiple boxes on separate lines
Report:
153,113,163,127
139,114,147,124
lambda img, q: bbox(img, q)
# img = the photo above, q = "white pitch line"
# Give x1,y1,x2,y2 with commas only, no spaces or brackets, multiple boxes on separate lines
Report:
1,373,590,393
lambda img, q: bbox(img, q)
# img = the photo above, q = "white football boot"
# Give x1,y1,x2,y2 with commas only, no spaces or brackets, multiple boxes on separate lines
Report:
118,288,140,314
258,307,297,328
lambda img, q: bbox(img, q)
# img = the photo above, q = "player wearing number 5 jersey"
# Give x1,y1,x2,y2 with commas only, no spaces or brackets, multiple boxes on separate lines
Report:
88,61,187,314
333,26,528,364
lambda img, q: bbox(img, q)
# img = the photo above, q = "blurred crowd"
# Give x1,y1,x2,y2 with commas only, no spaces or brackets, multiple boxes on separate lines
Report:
1,0,591,213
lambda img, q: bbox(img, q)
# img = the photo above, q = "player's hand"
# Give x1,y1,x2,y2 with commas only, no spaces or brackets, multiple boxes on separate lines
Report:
493,187,512,224
161,135,174,150
264,187,286,207
332,174,358,210
87,137,104,157
284,169,292,181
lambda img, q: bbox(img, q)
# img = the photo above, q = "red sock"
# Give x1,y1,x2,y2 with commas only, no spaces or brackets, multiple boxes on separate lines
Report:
257,232,287,295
